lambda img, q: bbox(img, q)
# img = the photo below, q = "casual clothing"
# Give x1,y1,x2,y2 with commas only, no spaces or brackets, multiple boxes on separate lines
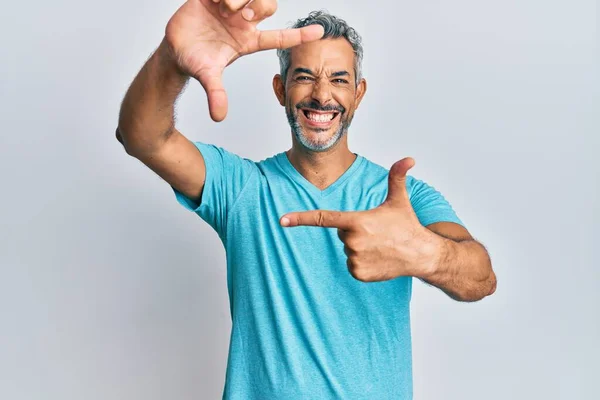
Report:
172,142,464,400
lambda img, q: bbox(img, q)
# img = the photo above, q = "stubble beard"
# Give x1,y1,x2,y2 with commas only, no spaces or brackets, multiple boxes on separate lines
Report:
285,101,353,153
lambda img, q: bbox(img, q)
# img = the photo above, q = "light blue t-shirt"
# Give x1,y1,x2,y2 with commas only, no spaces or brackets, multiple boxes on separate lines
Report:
173,142,464,400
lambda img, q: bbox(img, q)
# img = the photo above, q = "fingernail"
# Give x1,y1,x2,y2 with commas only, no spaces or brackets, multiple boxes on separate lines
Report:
242,7,254,21
281,217,290,227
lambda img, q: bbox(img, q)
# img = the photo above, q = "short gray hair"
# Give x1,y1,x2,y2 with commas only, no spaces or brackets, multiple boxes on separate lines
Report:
276,10,364,86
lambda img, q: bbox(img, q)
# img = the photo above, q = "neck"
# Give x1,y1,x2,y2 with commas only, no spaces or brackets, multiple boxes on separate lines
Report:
286,137,356,191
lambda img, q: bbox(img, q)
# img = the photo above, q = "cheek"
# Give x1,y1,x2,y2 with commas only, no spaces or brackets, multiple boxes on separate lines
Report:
287,85,312,102
341,105,357,121
285,91,300,111
335,91,357,112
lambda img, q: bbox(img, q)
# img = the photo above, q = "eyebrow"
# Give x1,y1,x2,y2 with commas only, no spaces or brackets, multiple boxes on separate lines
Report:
292,67,314,76
292,68,351,78
331,71,350,77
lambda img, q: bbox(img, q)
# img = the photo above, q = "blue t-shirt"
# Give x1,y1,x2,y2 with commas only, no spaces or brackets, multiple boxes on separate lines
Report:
173,142,464,400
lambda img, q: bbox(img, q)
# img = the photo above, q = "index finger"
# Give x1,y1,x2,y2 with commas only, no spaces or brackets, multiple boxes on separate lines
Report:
254,24,324,52
280,210,357,230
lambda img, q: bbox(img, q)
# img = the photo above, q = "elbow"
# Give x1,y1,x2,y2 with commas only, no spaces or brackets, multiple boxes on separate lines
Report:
466,260,497,302
487,272,497,296
115,125,173,158
115,127,129,153
452,291,486,303
115,126,138,157
115,127,124,145
453,271,497,303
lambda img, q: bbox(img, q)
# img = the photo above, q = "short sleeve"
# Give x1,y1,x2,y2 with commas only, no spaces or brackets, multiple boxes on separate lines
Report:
407,176,465,228
172,142,257,239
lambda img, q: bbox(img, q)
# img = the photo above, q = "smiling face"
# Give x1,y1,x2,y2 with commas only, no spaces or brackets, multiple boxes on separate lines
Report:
274,38,367,152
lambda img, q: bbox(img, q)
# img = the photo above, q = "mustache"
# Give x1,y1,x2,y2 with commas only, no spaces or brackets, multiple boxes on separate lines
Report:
295,101,345,114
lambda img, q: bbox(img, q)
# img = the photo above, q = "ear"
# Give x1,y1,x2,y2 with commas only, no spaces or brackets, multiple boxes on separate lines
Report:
354,78,367,110
273,74,286,106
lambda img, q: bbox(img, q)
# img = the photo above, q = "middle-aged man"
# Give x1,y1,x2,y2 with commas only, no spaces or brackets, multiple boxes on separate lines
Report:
117,1,497,399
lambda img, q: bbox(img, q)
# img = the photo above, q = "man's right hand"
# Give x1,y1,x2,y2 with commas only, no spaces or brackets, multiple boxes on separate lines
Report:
165,0,324,122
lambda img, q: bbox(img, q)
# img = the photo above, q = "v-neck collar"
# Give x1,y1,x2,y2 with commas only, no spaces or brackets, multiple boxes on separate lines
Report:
275,151,365,198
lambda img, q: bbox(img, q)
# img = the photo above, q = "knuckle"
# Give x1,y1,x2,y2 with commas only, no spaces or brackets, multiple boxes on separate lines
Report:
345,237,362,253
347,258,365,280
346,257,354,269
344,239,355,252
351,269,371,283
344,244,361,256
316,211,325,227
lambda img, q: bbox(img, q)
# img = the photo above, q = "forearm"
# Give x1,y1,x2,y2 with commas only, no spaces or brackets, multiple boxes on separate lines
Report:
117,37,190,156
419,237,497,302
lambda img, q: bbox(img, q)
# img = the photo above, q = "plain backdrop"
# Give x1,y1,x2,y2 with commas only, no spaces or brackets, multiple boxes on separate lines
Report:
0,0,598,399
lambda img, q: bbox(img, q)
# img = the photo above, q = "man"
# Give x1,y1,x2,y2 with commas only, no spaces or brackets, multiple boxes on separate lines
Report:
117,1,497,399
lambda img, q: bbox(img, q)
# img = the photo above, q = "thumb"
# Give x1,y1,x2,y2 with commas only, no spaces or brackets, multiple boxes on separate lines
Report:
196,68,228,122
385,157,415,206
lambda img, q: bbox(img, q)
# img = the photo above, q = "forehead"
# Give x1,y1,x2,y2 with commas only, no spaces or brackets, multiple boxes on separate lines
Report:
289,38,355,73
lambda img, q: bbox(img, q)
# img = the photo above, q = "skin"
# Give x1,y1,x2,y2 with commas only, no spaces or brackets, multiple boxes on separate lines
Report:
272,38,367,190
280,158,497,302
271,29,496,302
117,0,497,302
117,0,324,203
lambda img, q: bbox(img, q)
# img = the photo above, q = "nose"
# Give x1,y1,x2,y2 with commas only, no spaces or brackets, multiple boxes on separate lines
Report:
311,78,333,106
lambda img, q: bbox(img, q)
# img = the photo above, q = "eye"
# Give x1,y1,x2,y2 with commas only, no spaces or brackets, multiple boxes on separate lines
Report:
333,79,349,84
296,76,314,82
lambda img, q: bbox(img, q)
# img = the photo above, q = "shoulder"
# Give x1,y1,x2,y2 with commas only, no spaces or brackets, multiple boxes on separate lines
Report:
255,152,285,176
359,156,389,181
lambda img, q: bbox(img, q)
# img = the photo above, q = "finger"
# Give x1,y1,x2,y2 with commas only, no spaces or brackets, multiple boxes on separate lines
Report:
346,257,355,271
343,245,352,257
384,157,415,206
280,210,356,230
196,68,228,122
254,24,324,52
241,0,276,22
219,0,252,16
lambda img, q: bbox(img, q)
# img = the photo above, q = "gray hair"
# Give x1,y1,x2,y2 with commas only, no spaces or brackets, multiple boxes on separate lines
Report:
276,10,364,86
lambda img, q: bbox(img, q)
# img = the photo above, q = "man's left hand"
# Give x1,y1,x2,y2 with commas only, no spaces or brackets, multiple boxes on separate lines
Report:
280,158,443,282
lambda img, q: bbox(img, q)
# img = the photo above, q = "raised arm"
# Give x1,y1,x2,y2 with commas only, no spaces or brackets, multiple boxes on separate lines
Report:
116,0,324,202
117,38,205,202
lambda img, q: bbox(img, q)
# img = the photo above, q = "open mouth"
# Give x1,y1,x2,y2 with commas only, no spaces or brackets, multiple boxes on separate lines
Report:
301,109,340,125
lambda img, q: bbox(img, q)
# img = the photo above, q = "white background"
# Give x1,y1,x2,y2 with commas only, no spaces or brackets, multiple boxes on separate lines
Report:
1,0,598,398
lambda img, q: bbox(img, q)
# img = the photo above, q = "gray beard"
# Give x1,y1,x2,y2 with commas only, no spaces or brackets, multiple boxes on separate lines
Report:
285,106,352,152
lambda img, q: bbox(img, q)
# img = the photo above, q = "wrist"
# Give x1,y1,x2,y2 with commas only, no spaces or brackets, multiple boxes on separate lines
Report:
416,230,451,280
156,37,189,79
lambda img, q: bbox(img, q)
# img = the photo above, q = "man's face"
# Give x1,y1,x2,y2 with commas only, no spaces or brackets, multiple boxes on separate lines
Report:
274,38,366,152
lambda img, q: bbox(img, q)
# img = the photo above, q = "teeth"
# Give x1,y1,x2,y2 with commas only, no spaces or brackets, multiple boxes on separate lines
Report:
306,112,335,122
